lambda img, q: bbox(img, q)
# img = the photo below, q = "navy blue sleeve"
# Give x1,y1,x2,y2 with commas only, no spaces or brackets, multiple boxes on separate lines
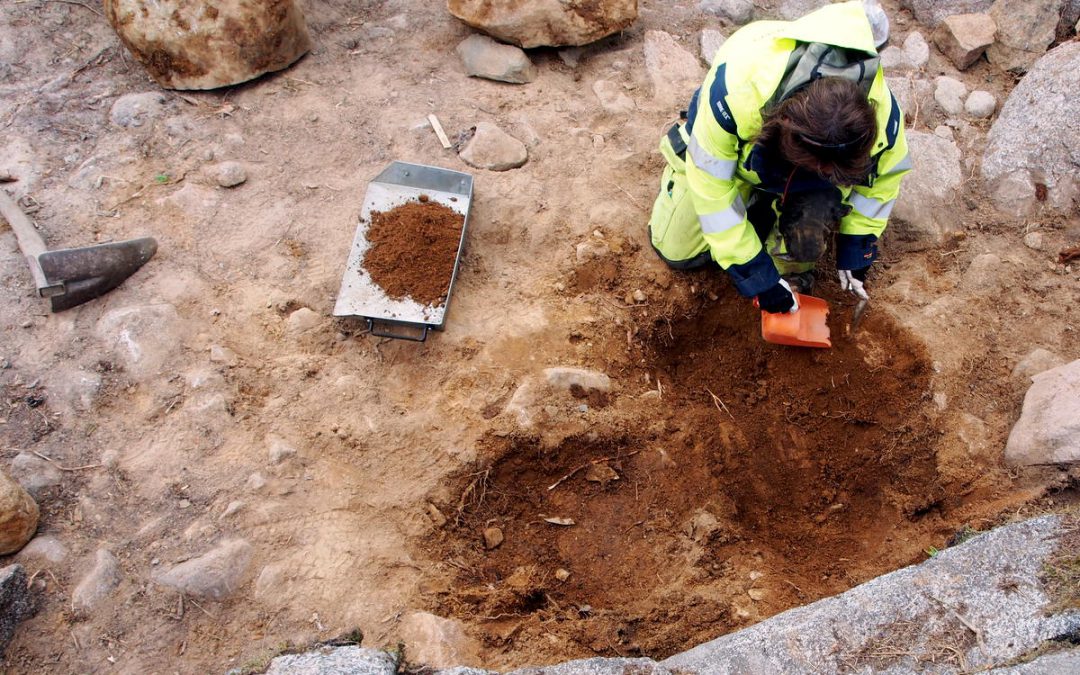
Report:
725,248,781,297
836,233,878,271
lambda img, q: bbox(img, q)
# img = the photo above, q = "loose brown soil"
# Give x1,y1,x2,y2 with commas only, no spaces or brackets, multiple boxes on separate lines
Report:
425,285,979,663
364,199,464,307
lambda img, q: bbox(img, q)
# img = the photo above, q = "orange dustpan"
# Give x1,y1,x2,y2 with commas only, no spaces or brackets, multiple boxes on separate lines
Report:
757,292,832,348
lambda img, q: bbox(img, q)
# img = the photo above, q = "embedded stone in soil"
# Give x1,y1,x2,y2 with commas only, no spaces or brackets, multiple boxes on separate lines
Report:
427,291,966,666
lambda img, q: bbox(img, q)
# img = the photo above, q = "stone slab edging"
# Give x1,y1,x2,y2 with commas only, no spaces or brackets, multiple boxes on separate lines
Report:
259,516,1080,674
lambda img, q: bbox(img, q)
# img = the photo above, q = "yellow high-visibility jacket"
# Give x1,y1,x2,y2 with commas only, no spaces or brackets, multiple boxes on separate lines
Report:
685,1,911,297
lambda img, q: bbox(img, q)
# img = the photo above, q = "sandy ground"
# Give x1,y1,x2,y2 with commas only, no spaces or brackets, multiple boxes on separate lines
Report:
1,0,1079,672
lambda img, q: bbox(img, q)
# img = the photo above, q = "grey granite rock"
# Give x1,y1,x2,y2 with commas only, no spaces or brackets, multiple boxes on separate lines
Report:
987,0,1065,73
1005,360,1080,465
153,539,253,601
458,122,528,171
71,549,122,614
699,0,753,24
264,645,398,674
987,648,1080,673
983,42,1080,216
0,565,33,656
456,34,536,84
891,130,962,248
900,0,995,27
508,659,670,674
663,516,1080,672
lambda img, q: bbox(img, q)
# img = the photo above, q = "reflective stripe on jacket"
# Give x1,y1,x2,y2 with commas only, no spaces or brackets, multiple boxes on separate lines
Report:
685,0,911,296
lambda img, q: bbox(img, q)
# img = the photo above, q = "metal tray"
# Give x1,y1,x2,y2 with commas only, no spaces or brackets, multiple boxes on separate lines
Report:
333,161,473,341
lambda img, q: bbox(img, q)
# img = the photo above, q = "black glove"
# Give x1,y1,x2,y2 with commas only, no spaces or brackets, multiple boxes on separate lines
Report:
757,279,797,314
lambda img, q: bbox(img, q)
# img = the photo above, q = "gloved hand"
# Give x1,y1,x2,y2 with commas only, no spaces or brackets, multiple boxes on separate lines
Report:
838,266,870,300
757,278,799,314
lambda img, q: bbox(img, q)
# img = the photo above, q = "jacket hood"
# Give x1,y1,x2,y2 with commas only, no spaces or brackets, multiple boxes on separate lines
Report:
775,1,878,55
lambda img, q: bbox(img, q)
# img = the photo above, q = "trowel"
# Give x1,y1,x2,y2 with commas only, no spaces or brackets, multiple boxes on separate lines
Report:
757,292,832,348
0,189,157,312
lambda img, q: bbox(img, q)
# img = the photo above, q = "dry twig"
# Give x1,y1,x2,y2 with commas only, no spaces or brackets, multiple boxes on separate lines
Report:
31,450,100,472
44,0,103,17
705,387,734,420
602,179,647,212
547,450,641,491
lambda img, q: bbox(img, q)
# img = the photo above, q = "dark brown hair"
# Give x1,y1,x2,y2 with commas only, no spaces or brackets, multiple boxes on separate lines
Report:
756,77,878,186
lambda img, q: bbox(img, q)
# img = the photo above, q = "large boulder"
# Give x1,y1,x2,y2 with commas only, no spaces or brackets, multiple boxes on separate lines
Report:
987,0,1066,73
982,42,1080,217
899,0,995,27
1005,360,1080,465
890,131,963,249
447,0,638,49
104,0,311,90
0,471,38,556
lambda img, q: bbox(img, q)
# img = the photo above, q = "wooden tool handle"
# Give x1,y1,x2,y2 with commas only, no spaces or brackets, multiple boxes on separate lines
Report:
0,189,52,292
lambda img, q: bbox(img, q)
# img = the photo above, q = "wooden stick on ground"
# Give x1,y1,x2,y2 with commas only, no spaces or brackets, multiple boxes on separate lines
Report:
428,114,452,149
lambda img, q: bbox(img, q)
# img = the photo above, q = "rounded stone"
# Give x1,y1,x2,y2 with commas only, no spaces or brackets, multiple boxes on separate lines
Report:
213,161,247,188
104,0,311,90
965,90,997,118
1023,231,1045,251
0,471,39,556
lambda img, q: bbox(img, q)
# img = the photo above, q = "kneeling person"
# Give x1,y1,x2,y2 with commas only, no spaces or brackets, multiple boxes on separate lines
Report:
648,1,911,313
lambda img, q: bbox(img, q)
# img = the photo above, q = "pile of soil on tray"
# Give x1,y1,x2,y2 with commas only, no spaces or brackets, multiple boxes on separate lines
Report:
363,198,464,307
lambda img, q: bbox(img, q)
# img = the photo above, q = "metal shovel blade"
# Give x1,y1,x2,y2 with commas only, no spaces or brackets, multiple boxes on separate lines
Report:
1,189,157,312
37,238,158,311
760,292,832,348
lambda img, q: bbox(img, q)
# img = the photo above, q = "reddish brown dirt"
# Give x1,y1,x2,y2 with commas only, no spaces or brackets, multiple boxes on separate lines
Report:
425,284,973,663
363,199,464,307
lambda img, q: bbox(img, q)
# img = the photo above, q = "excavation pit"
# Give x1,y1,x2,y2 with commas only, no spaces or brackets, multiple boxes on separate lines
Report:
428,288,972,667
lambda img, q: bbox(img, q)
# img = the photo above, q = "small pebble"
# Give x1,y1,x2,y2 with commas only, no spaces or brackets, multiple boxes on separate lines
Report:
747,588,766,601
482,527,504,550
213,161,247,188
221,500,245,518
555,568,571,581
178,499,191,509
1023,231,1044,251
554,282,566,293
427,503,447,528
632,289,647,303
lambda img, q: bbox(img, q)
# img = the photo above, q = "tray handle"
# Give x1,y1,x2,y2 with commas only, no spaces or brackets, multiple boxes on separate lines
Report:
367,319,429,342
